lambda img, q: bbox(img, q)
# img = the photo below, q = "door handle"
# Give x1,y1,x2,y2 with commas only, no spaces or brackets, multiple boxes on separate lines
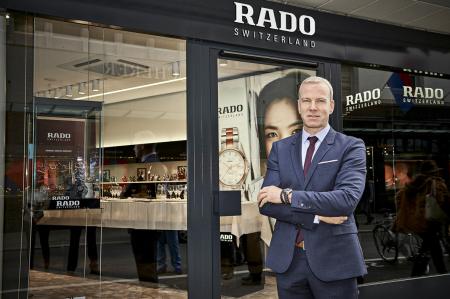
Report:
214,190,241,216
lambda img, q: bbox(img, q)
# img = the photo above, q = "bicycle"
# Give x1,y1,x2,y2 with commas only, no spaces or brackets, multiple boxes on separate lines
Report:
372,213,422,263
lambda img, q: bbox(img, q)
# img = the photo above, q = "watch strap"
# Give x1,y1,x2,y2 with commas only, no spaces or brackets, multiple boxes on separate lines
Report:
221,127,239,149
281,188,293,204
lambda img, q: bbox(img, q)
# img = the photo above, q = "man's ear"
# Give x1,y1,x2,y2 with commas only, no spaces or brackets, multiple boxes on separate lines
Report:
329,99,335,114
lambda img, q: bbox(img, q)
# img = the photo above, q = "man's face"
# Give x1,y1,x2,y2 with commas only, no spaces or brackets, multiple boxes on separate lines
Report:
264,98,302,156
298,82,334,134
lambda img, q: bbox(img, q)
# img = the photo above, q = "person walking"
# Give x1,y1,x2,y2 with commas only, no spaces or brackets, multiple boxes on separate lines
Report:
394,160,450,276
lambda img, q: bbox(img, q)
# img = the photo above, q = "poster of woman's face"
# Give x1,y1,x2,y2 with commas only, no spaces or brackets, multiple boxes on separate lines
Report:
257,72,311,159
218,68,313,199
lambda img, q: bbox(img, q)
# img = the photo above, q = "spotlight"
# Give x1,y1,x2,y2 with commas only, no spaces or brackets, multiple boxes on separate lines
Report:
53,89,60,99
219,59,228,67
78,82,87,95
66,85,73,97
92,79,100,92
172,61,180,77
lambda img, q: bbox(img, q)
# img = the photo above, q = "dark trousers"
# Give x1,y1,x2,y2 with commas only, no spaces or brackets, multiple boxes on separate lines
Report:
276,248,358,299
220,236,236,275
31,225,98,271
221,232,263,276
240,232,263,275
67,226,98,271
30,225,50,269
412,226,448,276
129,229,159,282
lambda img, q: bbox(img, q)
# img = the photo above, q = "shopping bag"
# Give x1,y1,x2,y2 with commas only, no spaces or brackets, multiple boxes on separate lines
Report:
425,180,448,223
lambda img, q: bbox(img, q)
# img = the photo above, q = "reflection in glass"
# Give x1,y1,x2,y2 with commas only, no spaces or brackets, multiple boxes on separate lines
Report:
342,64,450,283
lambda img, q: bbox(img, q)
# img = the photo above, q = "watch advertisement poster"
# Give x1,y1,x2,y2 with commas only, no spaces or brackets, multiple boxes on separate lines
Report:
218,68,313,245
218,70,311,198
35,117,98,210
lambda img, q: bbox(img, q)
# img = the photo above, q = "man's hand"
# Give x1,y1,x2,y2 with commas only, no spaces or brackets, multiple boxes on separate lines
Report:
258,186,282,207
318,216,348,224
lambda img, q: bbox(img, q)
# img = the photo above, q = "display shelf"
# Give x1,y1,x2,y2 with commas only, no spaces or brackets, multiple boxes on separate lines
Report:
100,180,187,184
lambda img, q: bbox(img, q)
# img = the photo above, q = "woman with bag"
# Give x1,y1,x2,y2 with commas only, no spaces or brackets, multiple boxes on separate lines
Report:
393,160,450,276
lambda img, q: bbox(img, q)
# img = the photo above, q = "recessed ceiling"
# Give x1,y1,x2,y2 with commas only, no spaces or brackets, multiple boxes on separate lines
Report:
269,0,450,36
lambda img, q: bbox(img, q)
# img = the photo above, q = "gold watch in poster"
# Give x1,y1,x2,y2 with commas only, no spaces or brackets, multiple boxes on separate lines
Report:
219,127,248,189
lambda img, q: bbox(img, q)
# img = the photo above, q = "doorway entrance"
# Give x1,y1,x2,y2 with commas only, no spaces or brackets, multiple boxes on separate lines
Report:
211,50,331,298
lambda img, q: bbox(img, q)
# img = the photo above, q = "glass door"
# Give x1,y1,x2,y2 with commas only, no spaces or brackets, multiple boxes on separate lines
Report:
27,16,188,298
215,54,319,297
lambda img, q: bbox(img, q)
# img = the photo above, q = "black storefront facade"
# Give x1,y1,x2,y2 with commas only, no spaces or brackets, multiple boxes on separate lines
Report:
1,0,450,298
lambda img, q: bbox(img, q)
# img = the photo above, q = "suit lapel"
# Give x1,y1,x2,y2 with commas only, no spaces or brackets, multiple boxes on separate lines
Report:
304,128,336,187
290,132,305,187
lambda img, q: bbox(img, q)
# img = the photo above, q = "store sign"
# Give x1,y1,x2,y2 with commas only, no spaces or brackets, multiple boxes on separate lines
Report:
387,73,446,112
47,132,71,142
220,233,234,242
233,1,316,48
50,195,80,209
37,118,85,156
218,104,244,119
402,86,444,104
47,195,100,210
345,88,382,112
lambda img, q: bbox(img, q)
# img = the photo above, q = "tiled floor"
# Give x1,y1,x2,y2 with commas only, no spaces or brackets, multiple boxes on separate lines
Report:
28,270,279,298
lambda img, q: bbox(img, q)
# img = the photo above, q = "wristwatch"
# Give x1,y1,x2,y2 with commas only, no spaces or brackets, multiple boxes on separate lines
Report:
219,127,249,189
281,188,293,204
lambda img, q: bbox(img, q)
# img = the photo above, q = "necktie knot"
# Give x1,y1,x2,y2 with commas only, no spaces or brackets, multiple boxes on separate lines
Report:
307,136,318,145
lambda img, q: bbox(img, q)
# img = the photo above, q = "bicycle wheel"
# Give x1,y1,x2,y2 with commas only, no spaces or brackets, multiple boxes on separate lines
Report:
373,225,398,263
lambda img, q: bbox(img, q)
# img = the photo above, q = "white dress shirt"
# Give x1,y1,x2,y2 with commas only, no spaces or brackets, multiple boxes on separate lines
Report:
300,124,331,224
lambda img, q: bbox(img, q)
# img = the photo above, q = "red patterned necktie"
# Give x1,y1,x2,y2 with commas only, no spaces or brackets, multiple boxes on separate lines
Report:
296,136,319,245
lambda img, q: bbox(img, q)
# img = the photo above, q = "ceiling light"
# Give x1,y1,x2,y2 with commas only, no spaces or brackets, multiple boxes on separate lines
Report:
53,89,60,99
92,79,100,92
78,82,87,95
66,85,73,97
219,59,228,67
172,61,180,77
75,77,186,100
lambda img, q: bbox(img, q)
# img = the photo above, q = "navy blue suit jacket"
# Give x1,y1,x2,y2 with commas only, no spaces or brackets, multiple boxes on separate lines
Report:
260,127,367,282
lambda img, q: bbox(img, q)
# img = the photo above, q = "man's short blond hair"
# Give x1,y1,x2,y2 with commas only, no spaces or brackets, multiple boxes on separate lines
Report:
298,76,334,100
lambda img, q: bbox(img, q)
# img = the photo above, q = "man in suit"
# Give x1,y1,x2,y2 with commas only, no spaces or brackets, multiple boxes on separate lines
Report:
258,76,367,298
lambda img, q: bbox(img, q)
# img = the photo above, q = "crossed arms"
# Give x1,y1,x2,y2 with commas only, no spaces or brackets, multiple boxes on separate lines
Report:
258,138,366,228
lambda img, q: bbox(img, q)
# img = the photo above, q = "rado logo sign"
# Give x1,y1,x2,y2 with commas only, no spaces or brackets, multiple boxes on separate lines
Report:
47,132,71,141
345,88,382,113
220,233,233,242
218,104,244,119
218,105,243,115
403,87,444,99
402,86,444,106
51,195,80,209
233,2,316,49
234,2,315,35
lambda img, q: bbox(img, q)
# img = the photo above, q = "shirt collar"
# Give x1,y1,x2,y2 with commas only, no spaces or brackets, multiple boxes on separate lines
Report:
302,124,330,144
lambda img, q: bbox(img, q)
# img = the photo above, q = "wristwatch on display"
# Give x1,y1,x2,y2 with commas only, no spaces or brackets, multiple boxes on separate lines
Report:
219,127,249,189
